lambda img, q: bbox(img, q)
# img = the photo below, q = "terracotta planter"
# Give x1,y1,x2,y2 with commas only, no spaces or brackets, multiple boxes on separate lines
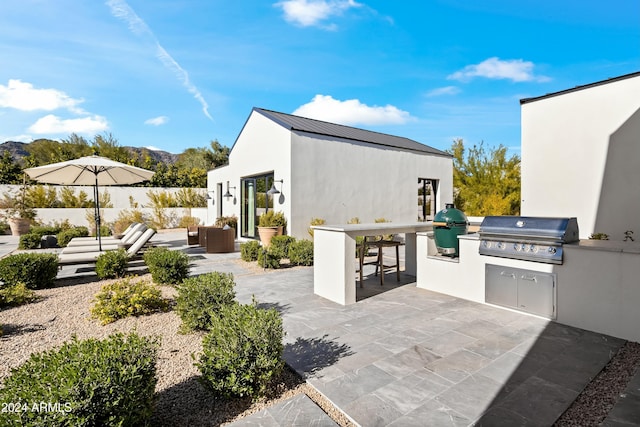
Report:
257,226,283,247
8,218,31,236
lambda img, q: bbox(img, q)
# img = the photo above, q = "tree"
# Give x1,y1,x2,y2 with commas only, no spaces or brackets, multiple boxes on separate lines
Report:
176,140,229,172
0,151,23,184
448,139,521,216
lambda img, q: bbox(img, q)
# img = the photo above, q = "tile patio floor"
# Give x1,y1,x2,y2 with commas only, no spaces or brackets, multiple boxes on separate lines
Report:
4,232,638,426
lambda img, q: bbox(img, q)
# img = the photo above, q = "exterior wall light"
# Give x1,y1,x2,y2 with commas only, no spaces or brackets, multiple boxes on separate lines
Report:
224,181,236,199
267,179,284,195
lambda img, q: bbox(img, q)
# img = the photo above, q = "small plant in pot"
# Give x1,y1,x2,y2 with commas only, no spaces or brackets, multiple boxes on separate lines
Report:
0,186,37,236
257,210,286,247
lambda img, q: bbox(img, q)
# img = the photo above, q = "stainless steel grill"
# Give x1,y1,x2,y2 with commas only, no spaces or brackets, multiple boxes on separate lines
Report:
478,216,579,264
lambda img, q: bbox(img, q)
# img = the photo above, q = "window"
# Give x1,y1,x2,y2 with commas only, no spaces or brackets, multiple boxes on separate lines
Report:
418,178,438,221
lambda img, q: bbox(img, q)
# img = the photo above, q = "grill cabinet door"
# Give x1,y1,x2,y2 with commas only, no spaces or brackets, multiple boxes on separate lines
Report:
485,265,518,308
485,264,556,319
517,272,555,318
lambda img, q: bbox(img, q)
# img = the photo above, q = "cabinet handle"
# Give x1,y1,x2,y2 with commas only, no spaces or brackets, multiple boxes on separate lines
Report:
500,272,516,278
521,275,537,282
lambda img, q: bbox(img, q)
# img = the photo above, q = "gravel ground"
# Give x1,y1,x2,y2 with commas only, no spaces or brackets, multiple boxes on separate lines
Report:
555,341,640,426
2,272,638,426
0,274,353,426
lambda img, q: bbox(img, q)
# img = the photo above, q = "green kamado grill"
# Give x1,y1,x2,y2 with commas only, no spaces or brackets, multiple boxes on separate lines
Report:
433,203,469,257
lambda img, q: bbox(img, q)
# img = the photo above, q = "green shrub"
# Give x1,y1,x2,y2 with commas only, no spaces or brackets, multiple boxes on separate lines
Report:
95,249,128,279
18,233,41,249
0,282,38,307
289,239,314,266
257,245,282,269
57,226,89,247
0,332,159,426
308,217,326,238
0,253,58,289
143,247,190,285
176,272,236,332
240,240,261,262
258,210,287,228
196,302,284,399
270,235,295,258
96,224,112,237
30,224,63,239
91,277,169,325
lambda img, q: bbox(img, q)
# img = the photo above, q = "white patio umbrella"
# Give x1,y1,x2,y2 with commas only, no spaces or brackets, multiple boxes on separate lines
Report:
24,155,154,250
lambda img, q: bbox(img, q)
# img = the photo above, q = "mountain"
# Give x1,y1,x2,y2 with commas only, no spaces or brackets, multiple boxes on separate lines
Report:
0,141,179,165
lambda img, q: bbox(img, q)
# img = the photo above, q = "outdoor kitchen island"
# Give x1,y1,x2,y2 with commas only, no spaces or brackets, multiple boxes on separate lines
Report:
312,222,433,305
417,229,640,343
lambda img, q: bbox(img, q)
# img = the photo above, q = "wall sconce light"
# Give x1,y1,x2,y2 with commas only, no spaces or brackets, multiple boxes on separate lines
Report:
267,179,284,195
224,182,236,199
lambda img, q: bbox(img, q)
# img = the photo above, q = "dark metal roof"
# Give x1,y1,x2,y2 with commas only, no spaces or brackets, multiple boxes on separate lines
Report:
520,71,640,105
251,107,451,157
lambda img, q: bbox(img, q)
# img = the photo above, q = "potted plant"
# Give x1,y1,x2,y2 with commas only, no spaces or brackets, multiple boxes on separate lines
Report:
0,185,36,236
257,210,286,247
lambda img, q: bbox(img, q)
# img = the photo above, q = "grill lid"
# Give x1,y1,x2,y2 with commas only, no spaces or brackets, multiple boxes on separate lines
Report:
479,216,579,243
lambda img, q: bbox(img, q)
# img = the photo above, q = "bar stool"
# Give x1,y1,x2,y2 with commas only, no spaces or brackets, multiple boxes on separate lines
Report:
358,236,401,287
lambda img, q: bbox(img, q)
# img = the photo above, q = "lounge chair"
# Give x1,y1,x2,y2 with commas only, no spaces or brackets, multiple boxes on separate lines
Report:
66,224,146,247
57,229,156,265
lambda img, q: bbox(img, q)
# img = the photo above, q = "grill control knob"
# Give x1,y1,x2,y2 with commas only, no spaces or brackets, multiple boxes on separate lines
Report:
548,247,556,254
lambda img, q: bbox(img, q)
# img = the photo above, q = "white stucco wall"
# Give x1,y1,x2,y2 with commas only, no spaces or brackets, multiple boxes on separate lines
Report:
208,110,454,240
417,234,640,342
206,110,292,227
290,133,453,238
0,185,207,228
521,74,640,240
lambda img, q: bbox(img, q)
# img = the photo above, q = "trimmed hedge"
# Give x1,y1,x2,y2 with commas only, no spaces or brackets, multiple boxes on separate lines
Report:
0,253,58,289
240,240,261,262
289,239,314,266
95,249,128,279
176,272,236,332
257,246,282,269
18,233,42,250
196,302,284,399
270,235,295,258
143,247,190,285
30,225,63,239
0,332,160,426
57,227,89,247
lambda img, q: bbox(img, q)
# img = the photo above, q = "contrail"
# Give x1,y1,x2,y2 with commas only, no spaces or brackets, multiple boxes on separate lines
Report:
106,0,213,121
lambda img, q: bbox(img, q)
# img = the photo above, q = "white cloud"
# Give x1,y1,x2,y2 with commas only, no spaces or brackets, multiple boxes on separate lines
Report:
0,79,85,113
28,114,108,134
293,94,413,126
425,86,461,97
144,115,169,126
274,0,362,28
448,57,550,82
107,0,213,121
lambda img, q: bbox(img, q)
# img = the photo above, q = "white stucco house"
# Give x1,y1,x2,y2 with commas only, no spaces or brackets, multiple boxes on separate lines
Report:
520,71,640,240
207,107,453,239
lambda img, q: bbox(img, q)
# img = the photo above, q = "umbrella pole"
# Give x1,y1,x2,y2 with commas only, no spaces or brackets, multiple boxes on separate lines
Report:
95,175,102,251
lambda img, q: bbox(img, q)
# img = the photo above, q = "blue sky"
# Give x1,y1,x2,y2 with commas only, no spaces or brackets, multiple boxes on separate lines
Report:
1,1,638,155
